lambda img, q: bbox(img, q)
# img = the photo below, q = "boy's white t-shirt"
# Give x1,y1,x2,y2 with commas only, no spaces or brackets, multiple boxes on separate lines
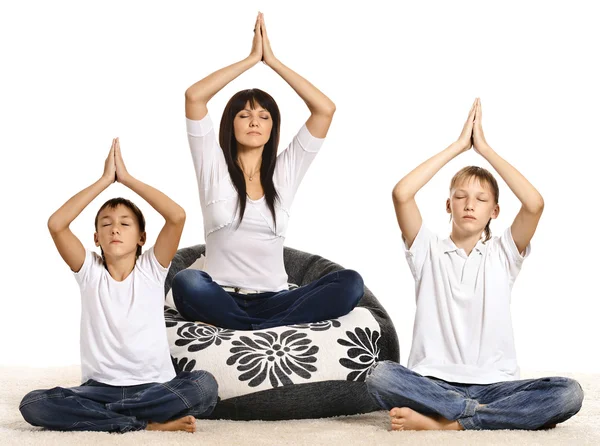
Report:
405,224,530,384
74,247,176,386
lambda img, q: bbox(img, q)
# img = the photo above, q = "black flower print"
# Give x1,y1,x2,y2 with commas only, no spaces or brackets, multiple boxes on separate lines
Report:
227,330,318,388
337,328,381,381
172,356,197,373
175,323,235,352
291,319,342,331
164,306,182,328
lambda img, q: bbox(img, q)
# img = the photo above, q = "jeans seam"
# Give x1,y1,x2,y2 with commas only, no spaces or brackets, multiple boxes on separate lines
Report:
161,382,192,409
19,391,64,410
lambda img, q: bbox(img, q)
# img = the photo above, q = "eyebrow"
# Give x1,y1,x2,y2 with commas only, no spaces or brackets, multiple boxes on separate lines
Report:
100,215,133,220
241,108,269,113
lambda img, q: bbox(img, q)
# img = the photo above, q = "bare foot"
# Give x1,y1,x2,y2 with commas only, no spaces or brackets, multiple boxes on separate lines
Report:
390,407,463,431
146,415,196,433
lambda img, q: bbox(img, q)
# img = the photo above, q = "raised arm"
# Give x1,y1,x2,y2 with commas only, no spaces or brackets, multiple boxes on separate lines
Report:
472,98,544,254
48,140,116,272
393,100,477,247
114,139,185,268
259,13,336,138
184,14,263,120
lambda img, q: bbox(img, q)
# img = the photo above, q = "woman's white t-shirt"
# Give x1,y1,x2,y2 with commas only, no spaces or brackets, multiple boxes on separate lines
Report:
74,248,175,385
186,114,324,292
405,225,531,384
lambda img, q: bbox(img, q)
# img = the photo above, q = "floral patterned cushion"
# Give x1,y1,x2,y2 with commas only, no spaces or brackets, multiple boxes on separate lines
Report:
164,245,400,420
166,306,381,400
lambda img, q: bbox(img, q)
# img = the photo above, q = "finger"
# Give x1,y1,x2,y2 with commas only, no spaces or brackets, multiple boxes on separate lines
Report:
116,137,121,153
260,13,267,38
254,13,260,33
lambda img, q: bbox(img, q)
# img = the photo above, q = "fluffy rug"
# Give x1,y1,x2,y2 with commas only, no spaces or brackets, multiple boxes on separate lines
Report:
1,366,598,445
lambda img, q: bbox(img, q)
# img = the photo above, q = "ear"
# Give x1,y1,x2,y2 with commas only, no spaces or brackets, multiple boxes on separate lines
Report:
139,231,147,247
94,232,99,247
446,198,451,214
491,203,500,219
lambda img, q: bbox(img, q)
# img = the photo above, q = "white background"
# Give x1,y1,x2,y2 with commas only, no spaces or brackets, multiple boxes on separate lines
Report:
1,1,598,373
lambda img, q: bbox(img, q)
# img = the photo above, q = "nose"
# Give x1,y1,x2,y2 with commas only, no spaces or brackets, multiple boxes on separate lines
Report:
111,226,120,235
464,199,475,211
249,116,259,127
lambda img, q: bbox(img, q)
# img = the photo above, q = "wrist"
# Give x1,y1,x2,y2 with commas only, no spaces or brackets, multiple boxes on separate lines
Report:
477,143,493,156
99,175,114,188
449,141,467,155
119,173,134,187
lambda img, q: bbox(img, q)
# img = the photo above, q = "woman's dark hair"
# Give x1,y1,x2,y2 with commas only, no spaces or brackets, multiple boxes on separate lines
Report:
219,89,281,228
94,197,146,259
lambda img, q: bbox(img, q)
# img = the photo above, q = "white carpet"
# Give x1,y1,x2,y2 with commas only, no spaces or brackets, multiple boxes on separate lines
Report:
1,366,598,445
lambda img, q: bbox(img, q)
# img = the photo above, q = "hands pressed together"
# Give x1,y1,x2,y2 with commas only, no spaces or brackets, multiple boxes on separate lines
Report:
102,137,131,185
456,98,491,156
249,12,276,67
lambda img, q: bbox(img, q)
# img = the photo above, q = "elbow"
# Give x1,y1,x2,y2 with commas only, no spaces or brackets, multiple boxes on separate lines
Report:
170,208,187,226
325,101,336,117
392,183,411,204
47,215,65,235
526,196,545,215
322,101,336,118
185,88,203,104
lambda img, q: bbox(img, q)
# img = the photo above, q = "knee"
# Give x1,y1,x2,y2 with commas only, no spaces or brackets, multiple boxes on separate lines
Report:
190,370,219,408
559,378,584,415
19,388,62,426
365,360,392,390
172,270,211,304
339,269,364,303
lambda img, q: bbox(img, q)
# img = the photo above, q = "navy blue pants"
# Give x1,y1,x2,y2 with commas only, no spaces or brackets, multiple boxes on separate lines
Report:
172,269,364,330
19,370,218,433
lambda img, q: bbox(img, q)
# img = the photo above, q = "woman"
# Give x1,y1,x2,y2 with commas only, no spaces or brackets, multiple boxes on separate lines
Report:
172,13,364,330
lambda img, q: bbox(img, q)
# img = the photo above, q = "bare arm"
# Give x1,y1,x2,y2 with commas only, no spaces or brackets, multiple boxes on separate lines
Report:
185,14,263,120
48,141,116,272
114,139,185,268
393,100,477,248
472,99,544,254
260,14,335,138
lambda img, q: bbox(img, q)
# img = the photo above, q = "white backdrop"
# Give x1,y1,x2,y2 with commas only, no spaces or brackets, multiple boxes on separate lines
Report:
1,1,598,373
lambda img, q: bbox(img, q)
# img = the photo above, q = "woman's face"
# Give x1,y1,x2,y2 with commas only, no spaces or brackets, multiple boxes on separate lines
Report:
233,101,273,149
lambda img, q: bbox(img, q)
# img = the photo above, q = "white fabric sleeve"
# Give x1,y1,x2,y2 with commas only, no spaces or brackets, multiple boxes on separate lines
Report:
497,227,531,286
404,224,436,282
274,124,325,197
73,249,101,287
186,114,227,189
137,246,170,285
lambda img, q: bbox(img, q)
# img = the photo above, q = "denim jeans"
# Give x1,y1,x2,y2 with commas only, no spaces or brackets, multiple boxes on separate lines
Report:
365,361,584,430
19,370,218,433
172,269,364,330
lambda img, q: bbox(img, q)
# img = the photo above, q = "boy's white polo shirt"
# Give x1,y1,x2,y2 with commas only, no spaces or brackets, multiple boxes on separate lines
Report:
405,224,530,384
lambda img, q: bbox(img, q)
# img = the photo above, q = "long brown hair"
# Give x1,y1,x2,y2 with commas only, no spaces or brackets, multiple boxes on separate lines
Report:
450,166,499,243
219,89,281,229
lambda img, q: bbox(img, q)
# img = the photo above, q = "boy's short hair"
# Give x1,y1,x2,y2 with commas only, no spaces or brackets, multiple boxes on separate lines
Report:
94,198,146,258
450,166,499,243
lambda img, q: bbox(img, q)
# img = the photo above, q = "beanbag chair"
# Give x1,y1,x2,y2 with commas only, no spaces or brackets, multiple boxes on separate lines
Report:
164,245,400,420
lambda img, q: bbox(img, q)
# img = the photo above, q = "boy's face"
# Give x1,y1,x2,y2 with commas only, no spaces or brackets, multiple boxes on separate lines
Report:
447,177,499,236
94,204,145,261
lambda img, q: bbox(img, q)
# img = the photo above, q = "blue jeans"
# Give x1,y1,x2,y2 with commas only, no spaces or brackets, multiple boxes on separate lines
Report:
19,370,218,433
172,269,364,330
365,361,584,430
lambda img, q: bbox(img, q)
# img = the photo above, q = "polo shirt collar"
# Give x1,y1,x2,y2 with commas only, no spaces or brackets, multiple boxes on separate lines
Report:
442,236,486,255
